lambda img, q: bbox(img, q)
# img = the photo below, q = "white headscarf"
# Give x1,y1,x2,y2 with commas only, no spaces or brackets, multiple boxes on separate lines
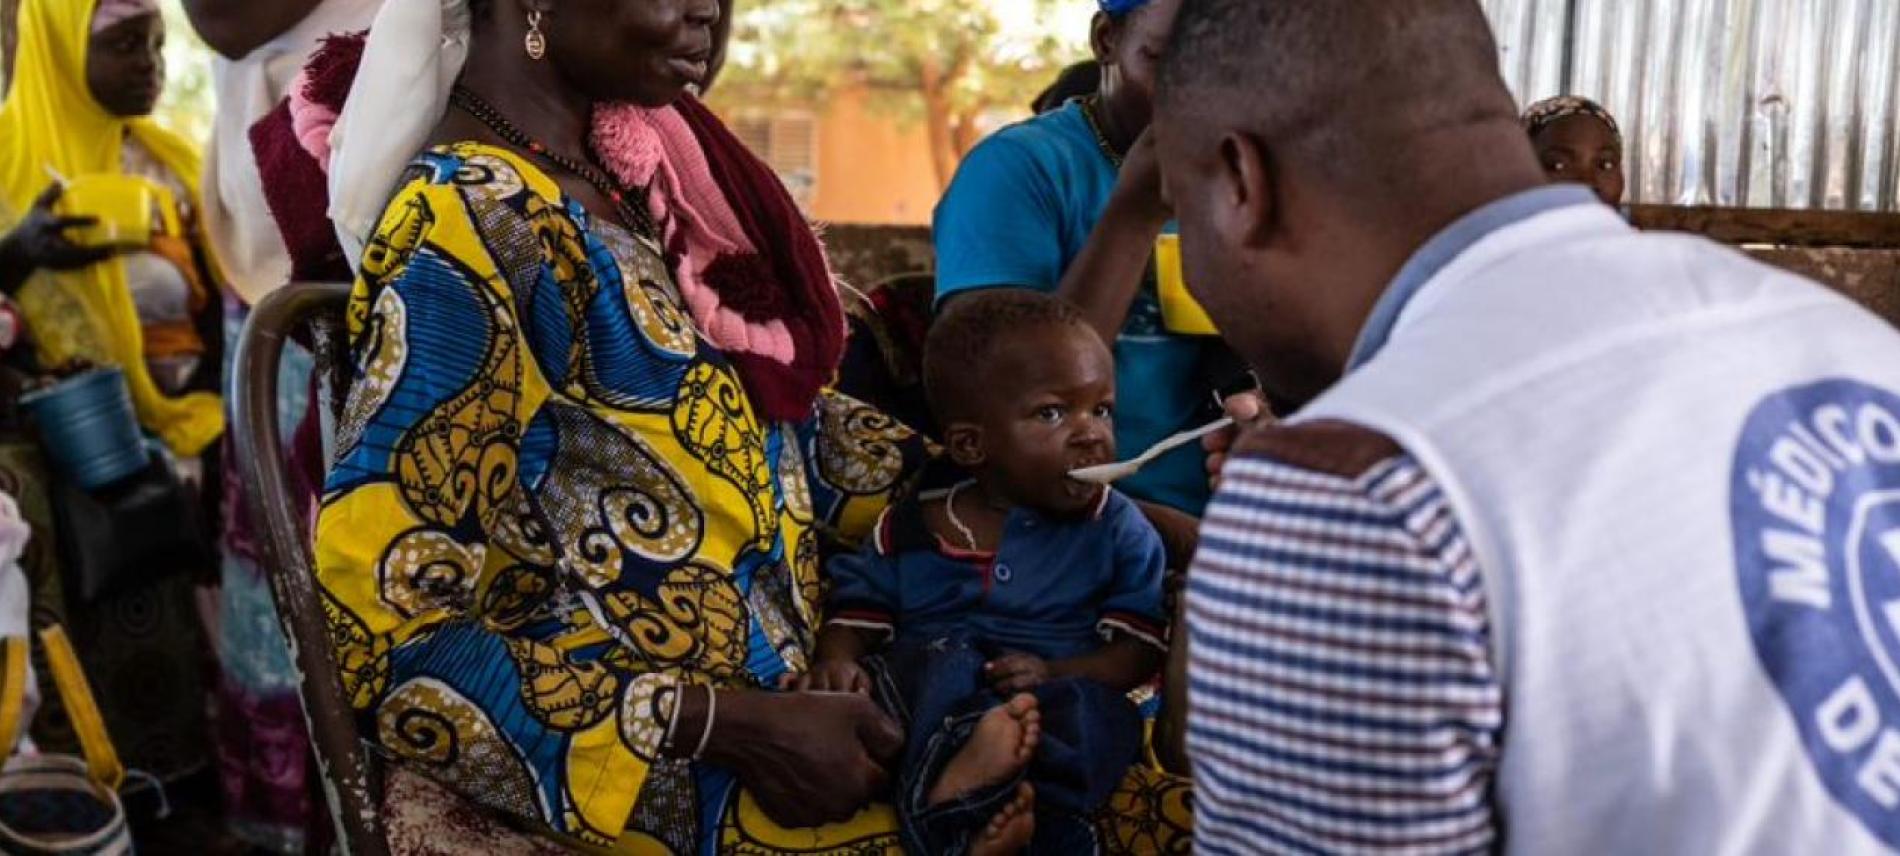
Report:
327,0,471,269
204,0,382,304
90,0,159,33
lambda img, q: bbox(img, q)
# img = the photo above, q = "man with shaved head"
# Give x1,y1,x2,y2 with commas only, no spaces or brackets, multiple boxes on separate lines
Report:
1158,1,1900,853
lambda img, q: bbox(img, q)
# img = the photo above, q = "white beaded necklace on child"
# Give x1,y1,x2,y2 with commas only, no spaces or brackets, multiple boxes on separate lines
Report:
944,481,981,552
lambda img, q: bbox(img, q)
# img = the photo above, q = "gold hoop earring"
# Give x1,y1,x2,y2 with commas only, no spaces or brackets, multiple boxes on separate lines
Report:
525,10,547,60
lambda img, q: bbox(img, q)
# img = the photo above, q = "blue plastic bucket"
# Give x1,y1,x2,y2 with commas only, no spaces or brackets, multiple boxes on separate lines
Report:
20,368,149,491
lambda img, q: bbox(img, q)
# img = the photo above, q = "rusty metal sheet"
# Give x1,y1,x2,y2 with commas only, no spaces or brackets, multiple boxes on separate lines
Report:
1484,0,1900,211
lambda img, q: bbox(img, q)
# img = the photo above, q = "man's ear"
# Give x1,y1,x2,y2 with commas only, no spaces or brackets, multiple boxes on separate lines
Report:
1216,131,1277,251
1090,12,1118,65
944,421,986,469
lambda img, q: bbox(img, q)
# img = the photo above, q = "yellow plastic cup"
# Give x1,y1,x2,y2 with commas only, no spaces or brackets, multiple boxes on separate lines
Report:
55,175,176,249
1155,233,1217,336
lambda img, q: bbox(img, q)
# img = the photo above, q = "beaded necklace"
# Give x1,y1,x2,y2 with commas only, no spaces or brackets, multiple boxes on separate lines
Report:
450,85,659,240
1079,96,1126,168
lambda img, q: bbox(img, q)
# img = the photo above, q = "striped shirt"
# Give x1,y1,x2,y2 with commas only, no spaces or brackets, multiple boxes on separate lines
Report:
1188,451,1502,855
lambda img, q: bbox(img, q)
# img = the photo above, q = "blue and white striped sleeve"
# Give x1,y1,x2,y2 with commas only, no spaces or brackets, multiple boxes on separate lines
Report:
1187,453,1501,855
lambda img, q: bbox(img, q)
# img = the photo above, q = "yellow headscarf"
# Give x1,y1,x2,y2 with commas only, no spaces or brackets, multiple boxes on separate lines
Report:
0,0,222,457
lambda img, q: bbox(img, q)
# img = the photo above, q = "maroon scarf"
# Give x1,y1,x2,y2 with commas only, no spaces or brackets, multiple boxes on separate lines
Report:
668,96,843,422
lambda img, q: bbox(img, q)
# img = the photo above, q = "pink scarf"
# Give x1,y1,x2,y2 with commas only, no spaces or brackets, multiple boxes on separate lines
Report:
592,96,844,423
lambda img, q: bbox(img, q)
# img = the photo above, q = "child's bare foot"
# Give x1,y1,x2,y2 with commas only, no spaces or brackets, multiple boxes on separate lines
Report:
970,783,1035,856
928,694,1041,807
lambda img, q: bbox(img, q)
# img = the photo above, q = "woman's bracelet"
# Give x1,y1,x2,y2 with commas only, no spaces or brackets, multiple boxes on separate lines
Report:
660,685,684,755
690,685,717,762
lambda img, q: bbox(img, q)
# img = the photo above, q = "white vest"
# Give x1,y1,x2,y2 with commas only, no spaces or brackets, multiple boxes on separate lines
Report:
1302,202,1900,854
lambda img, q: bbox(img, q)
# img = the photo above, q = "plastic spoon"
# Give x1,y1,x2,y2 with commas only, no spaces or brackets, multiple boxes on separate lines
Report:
1069,417,1235,485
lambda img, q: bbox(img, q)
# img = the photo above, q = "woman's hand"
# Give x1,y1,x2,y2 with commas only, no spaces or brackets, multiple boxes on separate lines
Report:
986,653,1051,694
1204,391,1272,490
1,184,113,276
705,689,904,828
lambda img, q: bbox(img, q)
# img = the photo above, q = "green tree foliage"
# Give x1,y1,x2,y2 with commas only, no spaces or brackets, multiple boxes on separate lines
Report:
155,0,217,145
720,0,1087,188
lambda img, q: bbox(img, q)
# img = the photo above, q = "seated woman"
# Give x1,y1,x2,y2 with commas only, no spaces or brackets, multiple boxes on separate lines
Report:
314,0,1188,852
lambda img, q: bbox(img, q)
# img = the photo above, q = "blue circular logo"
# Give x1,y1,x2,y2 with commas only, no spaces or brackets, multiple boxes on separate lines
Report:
1734,378,1900,845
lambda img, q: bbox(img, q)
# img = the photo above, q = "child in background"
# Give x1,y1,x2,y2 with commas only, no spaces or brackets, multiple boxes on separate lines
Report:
1523,95,1626,207
805,290,1168,855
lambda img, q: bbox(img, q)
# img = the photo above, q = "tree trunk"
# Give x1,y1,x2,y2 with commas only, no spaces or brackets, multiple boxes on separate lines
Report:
951,111,983,160
919,59,960,190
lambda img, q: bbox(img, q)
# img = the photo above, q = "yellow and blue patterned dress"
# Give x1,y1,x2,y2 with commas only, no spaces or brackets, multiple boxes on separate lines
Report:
315,142,1191,854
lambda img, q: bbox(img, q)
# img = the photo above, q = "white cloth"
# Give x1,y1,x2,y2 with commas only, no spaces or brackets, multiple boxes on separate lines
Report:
1300,203,1900,853
202,0,381,304
91,0,160,34
0,492,37,753
327,0,469,270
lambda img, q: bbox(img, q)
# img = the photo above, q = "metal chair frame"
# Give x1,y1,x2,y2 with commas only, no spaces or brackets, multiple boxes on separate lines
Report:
231,281,390,856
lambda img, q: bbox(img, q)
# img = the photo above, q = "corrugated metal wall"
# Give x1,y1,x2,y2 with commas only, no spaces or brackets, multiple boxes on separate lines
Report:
1481,0,1900,211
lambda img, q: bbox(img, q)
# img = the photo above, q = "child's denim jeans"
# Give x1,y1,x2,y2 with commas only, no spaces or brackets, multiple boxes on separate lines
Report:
866,633,1142,855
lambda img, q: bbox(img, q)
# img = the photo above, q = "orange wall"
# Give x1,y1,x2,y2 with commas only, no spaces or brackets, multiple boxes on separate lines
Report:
807,88,943,226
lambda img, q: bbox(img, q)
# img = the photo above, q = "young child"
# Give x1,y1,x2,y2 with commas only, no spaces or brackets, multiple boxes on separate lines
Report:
1523,95,1626,207
804,290,1169,855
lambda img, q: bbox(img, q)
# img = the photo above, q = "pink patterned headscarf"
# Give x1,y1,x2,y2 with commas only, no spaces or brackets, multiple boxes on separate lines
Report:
91,0,159,33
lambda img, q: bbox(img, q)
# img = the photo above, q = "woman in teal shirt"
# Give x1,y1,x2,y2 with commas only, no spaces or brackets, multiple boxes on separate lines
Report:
933,0,1230,515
